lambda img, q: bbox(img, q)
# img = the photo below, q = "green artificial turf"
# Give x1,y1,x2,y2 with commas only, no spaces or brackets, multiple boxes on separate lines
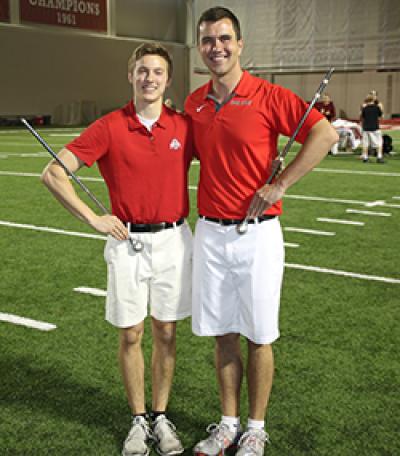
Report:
0,127,399,455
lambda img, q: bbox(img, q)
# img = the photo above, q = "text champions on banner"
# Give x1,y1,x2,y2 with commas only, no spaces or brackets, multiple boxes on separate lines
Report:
20,0,107,32
0,0,10,22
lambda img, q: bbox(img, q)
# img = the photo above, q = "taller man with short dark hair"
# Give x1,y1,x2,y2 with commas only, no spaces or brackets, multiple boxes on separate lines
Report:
185,7,338,455
42,43,193,456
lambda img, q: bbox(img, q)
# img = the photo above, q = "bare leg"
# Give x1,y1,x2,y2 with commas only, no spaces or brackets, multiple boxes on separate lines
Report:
215,333,243,417
151,318,177,412
119,322,146,414
362,144,369,161
247,341,274,420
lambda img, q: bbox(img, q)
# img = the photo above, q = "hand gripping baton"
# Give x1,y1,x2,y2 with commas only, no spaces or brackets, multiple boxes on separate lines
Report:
236,67,335,235
21,118,144,252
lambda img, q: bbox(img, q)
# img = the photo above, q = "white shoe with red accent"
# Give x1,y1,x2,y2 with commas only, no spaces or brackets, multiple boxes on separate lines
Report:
235,429,270,456
193,423,240,456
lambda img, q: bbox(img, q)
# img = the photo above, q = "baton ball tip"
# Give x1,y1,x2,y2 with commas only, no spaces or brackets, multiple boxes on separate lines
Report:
236,223,248,235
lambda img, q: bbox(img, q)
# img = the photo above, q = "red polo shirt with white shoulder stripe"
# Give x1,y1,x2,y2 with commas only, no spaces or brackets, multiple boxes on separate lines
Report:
67,101,193,223
184,71,323,218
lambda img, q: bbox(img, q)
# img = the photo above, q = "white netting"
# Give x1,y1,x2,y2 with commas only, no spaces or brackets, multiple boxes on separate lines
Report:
193,0,400,72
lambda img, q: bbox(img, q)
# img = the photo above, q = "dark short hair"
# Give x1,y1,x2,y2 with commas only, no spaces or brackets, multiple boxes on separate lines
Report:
128,43,173,80
197,6,241,42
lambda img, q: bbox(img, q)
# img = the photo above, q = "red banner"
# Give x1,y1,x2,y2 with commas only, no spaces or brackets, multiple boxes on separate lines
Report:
0,0,10,22
20,0,107,32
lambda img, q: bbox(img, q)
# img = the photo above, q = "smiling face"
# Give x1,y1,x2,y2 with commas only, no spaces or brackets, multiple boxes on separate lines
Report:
129,54,170,107
198,18,243,79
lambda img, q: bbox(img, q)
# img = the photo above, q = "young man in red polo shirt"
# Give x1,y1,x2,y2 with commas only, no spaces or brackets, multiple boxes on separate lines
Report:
185,7,338,456
42,43,192,456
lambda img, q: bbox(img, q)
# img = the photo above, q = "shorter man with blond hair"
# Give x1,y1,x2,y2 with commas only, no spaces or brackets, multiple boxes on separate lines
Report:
42,43,193,456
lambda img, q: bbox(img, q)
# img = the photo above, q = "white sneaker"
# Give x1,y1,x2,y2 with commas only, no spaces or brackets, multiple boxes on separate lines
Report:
235,429,270,456
122,416,153,456
152,415,184,456
193,423,240,455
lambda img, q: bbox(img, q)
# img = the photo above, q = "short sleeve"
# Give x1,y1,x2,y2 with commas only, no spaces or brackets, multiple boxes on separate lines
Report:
66,117,110,167
269,86,324,144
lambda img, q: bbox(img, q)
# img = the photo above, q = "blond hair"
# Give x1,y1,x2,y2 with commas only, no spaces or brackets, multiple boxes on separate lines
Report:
128,43,173,80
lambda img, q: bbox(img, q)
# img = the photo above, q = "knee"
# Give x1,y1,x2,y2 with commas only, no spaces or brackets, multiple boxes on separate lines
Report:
216,333,240,354
120,323,144,349
153,321,176,347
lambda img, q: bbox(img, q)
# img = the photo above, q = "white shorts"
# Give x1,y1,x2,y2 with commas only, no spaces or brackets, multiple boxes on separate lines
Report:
362,130,382,149
104,222,192,327
192,217,285,344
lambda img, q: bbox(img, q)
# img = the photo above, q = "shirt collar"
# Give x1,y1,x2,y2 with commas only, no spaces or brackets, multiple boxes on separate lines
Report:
125,100,168,131
201,70,254,101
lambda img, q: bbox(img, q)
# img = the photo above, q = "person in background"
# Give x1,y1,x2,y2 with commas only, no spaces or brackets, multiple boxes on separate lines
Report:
362,90,384,116
360,93,384,163
315,93,336,123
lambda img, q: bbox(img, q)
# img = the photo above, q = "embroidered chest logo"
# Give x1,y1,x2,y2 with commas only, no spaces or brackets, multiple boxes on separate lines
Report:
196,104,206,112
169,138,181,150
230,100,253,106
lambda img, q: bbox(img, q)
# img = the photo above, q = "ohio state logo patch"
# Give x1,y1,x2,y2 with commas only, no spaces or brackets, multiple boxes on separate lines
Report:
169,138,181,150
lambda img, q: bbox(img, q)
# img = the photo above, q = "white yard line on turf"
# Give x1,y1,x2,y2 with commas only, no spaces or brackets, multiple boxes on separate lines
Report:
49,133,80,137
0,220,107,240
74,287,107,297
284,242,300,248
191,161,400,178
0,129,81,134
3,220,396,286
346,209,391,217
0,153,48,158
317,218,365,226
313,168,400,177
365,200,400,209
393,196,400,200
0,171,103,182
1,216,302,252
190,186,369,207
1,219,300,247
284,194,371,205
0,312,57,331
283,227,336,236
285,263,400,284
0,175,396,210
0,171,42,177
0,142,66,146
75,262,400,296
284,194,400,209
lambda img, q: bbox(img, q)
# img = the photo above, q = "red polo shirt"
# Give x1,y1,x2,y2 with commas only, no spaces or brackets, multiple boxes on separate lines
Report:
67,101,193,223
185,71,323,218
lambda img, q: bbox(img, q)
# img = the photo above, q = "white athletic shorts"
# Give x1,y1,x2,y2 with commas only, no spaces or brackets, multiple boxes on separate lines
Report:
104,221,192,327
192,217,285,344
362,130,382,149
